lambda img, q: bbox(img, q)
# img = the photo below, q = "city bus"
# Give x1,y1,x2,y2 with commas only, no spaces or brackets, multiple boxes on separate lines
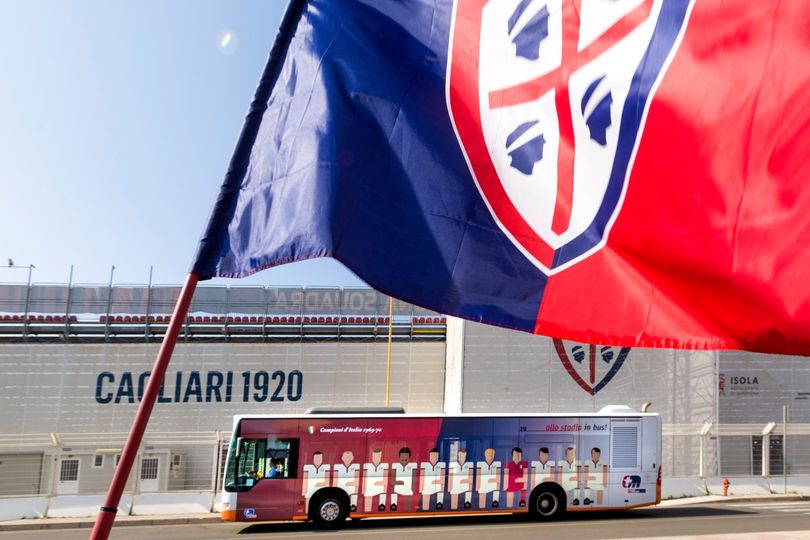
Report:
220,405,661,527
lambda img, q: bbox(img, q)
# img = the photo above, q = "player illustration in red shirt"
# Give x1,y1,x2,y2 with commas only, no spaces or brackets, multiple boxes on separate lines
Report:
503,447,528,508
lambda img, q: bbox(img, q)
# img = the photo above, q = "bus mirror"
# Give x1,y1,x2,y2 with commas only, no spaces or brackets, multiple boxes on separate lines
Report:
235,437,244,457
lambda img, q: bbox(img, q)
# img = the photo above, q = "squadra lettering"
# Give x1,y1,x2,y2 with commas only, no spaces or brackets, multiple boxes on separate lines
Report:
94,370,303,404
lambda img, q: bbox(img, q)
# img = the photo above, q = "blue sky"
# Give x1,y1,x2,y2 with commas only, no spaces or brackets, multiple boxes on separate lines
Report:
0,0,365,288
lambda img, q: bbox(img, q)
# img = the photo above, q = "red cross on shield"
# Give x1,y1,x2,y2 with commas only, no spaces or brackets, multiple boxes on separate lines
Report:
446,0,689,274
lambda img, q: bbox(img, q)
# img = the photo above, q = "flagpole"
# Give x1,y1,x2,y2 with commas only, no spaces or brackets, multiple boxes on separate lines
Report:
90,272,199,540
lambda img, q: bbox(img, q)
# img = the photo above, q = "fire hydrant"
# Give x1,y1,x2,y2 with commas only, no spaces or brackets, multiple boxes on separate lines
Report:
722,477,730,496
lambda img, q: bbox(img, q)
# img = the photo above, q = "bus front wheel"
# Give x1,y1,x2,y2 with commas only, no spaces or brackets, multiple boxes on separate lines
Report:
529,484,566,520
311,492,348,528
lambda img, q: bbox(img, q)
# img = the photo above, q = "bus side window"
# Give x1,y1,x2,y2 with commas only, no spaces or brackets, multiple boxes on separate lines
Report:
229,438,267,489
265,438,299,479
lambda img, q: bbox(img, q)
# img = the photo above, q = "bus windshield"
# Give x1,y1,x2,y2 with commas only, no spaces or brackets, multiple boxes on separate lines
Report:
224,436,298,491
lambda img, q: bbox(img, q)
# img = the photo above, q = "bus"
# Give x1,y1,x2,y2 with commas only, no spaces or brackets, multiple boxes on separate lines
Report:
220,405,661,527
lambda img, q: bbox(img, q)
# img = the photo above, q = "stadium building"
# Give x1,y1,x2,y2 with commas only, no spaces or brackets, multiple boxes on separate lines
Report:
1,282,809,520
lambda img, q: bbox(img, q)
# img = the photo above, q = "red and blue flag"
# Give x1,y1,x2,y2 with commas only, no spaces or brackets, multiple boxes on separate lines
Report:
193,0,810,355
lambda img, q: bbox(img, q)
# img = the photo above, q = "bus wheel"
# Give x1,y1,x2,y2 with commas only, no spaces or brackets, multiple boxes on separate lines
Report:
312,494,347,528
529,484,565,520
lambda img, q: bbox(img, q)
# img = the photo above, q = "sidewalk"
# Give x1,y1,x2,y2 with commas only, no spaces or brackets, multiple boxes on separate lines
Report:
1,495,808,532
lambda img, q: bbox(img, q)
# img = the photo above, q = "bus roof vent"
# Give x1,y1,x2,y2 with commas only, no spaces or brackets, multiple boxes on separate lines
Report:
598,405,637,414
305,407,406,415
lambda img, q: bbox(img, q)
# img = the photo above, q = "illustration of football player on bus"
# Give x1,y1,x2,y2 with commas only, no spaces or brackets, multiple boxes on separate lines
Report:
504,447,528,508
391,447,417,511
302,451,330,509
419,447,446,510
561,446,581,505
333,450,360,511
475,447,501,508
448,448,473,509
530,446,555,489
362,448,388,512
583,447,608,505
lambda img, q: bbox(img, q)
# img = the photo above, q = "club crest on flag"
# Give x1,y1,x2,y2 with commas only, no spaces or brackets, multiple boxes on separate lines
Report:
447,0,694,274
553,339,630,395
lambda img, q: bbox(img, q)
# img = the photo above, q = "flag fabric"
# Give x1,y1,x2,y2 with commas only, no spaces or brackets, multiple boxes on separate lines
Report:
193,0,810,355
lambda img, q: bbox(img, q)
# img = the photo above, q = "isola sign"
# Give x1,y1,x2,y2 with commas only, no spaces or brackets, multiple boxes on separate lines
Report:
95,370,303,404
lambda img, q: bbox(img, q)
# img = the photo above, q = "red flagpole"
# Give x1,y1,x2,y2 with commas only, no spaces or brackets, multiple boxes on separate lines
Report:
90,272,200,540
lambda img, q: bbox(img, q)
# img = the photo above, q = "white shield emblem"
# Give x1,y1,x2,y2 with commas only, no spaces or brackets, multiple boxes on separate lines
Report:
447,0,694,274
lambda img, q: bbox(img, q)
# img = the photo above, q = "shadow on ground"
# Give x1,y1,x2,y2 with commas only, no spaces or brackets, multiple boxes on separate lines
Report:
236,505,751,534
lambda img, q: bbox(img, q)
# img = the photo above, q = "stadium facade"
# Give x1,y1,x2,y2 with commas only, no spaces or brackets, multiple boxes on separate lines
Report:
1,283,809,520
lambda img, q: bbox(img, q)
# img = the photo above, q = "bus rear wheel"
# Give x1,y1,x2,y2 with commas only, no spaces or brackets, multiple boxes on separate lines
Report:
312,493,347,528
529,484,565,520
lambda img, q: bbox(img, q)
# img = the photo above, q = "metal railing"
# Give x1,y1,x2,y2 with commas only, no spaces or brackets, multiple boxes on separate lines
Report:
0,283,446,343
663,421,810,478
3,423,810,512
0,431,226,515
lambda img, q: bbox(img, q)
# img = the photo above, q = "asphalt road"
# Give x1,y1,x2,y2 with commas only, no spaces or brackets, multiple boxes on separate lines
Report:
3,501,810,539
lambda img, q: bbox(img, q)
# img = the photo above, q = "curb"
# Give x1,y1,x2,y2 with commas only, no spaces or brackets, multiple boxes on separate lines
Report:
0,515,221,532
3,497,810,532
658,495,810,507
718,495,810,504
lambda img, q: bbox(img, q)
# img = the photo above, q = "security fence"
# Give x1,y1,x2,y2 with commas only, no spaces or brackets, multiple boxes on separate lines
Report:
666,422,810,478
0,431,226,509
3,423,810,513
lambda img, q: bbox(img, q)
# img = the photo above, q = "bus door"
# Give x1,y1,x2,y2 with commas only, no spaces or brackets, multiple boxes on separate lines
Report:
519,432,575,492
435,417,492,512
232,435,300,520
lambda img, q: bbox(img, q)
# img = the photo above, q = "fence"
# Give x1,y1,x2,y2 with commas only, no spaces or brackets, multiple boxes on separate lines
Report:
0,431,226,516
3,423,810,513
666,422,810,478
